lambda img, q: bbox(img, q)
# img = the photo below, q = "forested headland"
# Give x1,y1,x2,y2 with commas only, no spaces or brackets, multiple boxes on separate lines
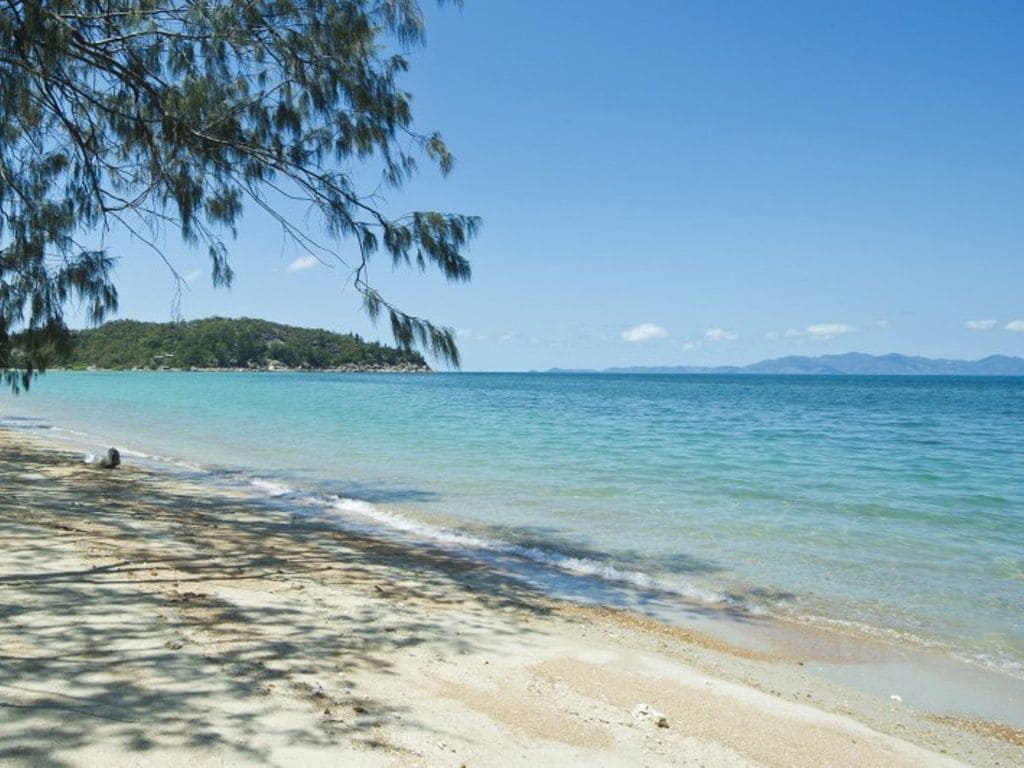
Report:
58,318,430,372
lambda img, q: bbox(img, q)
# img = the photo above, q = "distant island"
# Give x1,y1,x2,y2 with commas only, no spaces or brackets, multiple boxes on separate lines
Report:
60,318,430,372
548,352,1024,376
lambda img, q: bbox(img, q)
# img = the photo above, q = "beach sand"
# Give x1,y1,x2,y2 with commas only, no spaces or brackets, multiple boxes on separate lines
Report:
1,428,1020,767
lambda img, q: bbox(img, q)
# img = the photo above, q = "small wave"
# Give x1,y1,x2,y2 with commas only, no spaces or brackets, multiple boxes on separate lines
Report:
970,653,1024,680
312,490,739,607
249,477,297,497
795,614,948,649
0,416,51,430
51,426,92,439
117,447,206,473
792,614,1024,681
236,470,740,608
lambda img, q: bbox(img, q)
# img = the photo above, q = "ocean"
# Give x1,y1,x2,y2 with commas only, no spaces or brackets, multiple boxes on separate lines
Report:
3,371,1023,683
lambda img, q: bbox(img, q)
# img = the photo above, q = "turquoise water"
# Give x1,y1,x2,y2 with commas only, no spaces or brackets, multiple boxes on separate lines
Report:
3,371,1023,676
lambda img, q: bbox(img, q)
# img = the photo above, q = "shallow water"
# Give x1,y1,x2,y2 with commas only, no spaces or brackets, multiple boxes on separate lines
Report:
3,371,1022,681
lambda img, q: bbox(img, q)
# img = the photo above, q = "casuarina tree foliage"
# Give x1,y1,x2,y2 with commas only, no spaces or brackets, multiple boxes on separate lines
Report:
0,0,476,389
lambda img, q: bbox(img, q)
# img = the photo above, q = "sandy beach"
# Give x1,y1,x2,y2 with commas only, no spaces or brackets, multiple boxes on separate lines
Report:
0,428,1020,767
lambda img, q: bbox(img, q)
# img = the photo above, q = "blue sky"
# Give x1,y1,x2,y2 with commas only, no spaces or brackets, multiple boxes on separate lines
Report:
97,1,1023,370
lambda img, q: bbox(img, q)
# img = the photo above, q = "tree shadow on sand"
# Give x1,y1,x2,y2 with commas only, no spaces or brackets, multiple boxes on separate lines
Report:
0,438,558,765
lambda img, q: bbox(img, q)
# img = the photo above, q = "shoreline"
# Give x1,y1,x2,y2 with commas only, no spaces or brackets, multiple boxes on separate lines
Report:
5,410,1023,703
1,427,1021,766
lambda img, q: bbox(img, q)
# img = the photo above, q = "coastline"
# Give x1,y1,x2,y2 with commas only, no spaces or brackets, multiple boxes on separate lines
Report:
1,427,1020,766
50,362,432,374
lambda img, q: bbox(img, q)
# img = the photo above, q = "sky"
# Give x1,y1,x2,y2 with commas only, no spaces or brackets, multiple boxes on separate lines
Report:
91,1,1023,370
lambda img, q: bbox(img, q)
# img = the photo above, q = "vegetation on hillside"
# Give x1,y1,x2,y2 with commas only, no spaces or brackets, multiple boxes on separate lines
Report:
62,318,429,371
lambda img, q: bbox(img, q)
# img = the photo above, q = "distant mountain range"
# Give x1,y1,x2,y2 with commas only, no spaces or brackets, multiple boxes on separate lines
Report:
547,353,1024,376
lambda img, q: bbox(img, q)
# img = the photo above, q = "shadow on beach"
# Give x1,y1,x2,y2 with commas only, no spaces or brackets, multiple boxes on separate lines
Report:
0,434,561,765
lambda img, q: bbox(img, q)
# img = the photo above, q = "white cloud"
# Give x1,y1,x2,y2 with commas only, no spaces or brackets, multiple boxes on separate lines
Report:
704,328,738,342
680,341,700,352
286,255,319,273
621,323,669,342
875,319,889,329
183,269,202,284
456,329,472,339
499,332,517,343
1006,320,1024,333
805,323,856,338
965,319,998,331
784,323,857,341
765,331,780,340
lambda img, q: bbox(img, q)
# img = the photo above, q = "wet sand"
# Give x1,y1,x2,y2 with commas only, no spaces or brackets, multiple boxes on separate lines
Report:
1,428,1020,766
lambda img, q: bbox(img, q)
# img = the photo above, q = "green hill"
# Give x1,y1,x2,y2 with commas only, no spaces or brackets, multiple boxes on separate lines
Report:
63,318,429,371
